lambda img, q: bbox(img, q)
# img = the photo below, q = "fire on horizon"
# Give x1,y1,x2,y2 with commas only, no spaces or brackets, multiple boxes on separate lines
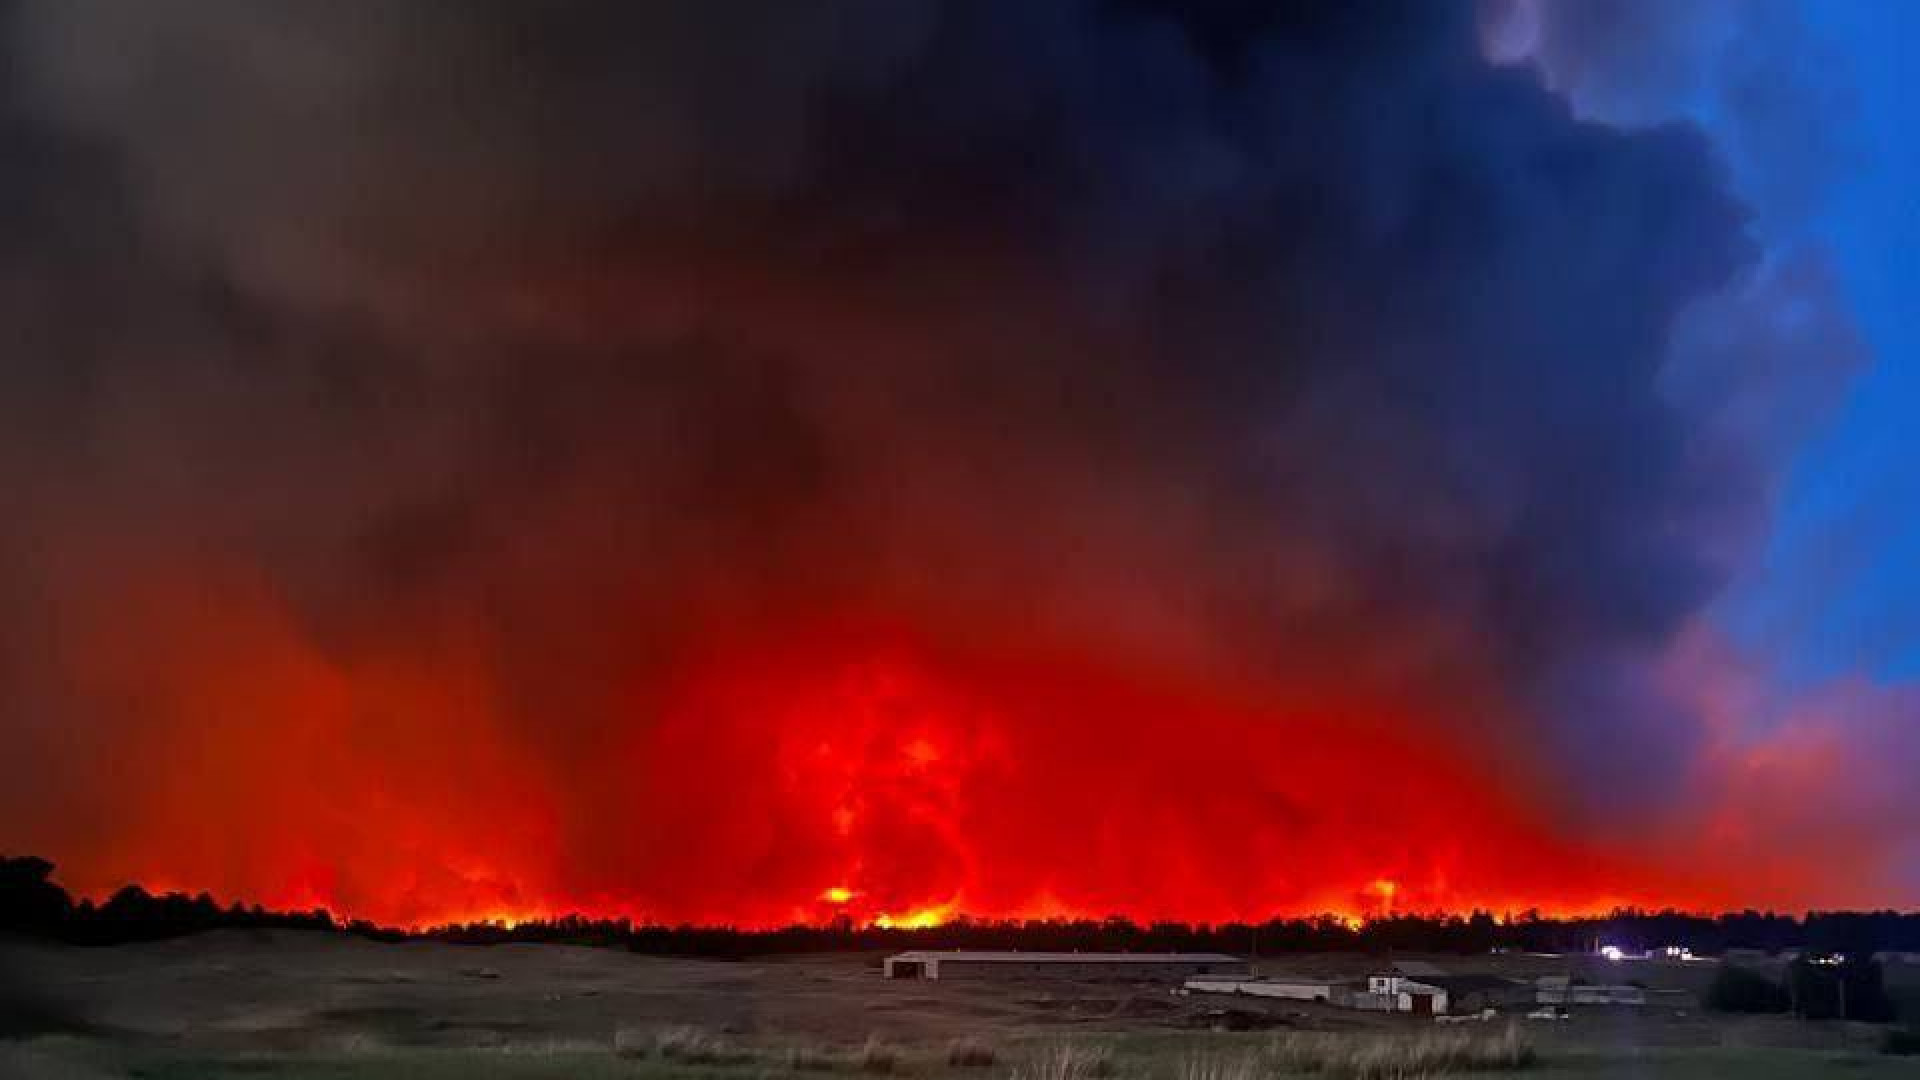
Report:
1,1,1917,929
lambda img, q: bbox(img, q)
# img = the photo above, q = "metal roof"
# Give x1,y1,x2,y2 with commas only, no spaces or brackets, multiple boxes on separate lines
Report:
1189,972,1347,985
888,950,1244,964
1420,974,1527,992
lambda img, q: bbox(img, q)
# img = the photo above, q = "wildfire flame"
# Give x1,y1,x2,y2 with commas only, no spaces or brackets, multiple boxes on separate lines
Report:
27,611,1779,926
874,905,953,930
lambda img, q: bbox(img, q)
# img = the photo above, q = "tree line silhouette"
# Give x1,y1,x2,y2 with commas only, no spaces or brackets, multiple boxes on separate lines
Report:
8,855,1920,957
1706,954,1898,1022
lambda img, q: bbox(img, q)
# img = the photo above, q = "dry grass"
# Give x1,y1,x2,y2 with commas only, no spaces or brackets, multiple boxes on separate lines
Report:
1263,1024,1536,1078
1174,1051,1260,1080
946,1037,998,1067
614,1025,758,1065
856,1035,901,1074
1012,1043,1119,1080
785,1043,841,1070
612,1027,652,1059
614,1022,1534,1080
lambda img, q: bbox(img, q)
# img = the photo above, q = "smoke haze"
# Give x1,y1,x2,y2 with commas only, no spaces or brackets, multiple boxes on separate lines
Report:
0,0,1905,925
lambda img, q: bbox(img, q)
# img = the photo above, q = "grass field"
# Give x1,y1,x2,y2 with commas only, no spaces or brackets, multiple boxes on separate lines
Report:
3,931,1915,1078
10,1031,1917,1080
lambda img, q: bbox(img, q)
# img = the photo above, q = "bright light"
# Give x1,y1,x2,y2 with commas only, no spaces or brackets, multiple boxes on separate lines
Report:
1600,945,1626,962
875,905,950,929
822,886,854,905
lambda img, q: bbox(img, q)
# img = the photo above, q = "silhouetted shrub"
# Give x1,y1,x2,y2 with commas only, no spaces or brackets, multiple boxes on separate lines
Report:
1873,1022,1920,1053
947,1037,996,1067
1706,965,1789,1013
1883,1028,1920,1056
0,856,72,935
1787,958,1895,1022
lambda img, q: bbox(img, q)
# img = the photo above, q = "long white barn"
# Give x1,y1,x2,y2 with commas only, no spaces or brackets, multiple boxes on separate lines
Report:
883,950,1248,981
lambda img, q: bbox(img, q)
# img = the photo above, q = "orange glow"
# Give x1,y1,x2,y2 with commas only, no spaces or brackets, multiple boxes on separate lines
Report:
13,576,1876,927
433,910,540,930
875,905,954,929
6,0,1916,946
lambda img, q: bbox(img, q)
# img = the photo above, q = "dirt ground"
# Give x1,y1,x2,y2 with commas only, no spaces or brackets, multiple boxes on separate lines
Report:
0,931,1913,1078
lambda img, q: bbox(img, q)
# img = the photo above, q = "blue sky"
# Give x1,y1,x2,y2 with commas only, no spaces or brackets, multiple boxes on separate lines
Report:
1718,3,1920,686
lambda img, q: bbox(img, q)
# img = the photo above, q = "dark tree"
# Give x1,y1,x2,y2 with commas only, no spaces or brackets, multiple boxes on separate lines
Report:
0,855,72,935
1787,957,1895,1022
1705,964,1789,1013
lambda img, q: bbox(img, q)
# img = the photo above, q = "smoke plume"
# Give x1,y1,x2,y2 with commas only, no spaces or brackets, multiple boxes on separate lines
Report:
0,0,1902,924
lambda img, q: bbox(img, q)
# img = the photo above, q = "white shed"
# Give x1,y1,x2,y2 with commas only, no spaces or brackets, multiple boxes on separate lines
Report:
1365,974,1448,1016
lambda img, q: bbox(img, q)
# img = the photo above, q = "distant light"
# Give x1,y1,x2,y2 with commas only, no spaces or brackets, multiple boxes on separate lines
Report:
1600,945,1626,962
822,886,854,905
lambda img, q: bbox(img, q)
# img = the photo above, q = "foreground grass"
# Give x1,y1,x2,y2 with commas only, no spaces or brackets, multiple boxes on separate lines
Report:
1264,1025,1535,1077
13,1029,1920,1080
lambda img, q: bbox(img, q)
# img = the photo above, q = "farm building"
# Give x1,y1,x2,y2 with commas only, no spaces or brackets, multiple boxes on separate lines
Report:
1365,974,1447,1016
883,950,1248,981
1181,973,1350,1002
1420,974,1534,1013
1535,976,1647,1006
1186,968,1539,1017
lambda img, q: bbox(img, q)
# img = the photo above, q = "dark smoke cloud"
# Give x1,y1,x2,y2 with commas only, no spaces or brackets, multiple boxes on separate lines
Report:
0,0,1895,917
1479,0,1880,825
1480,0,1859,232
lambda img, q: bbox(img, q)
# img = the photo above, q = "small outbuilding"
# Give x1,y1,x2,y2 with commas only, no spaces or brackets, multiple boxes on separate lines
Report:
1421,974,1534,1013
883,950,1248,981
1534,976,1647,1006
1366,974,1447,1016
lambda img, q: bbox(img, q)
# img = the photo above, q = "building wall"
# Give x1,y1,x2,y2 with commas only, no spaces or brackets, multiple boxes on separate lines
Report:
1396,989,1447,1015
1234,982,1338,1002
1360,975,1448,1014
883,957,937,978
1535,985,1646,1006
932,959,1249,981
1446,986,1534,1013
1185,977,1338,1001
